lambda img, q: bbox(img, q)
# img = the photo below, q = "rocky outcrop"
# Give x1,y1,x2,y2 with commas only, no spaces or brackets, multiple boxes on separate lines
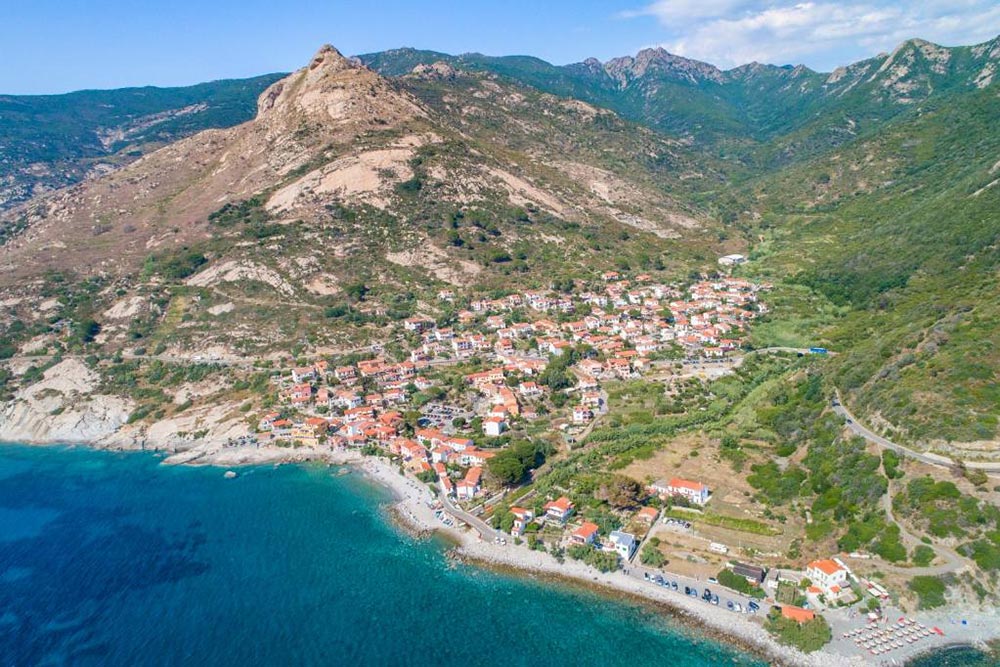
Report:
0,359,133,444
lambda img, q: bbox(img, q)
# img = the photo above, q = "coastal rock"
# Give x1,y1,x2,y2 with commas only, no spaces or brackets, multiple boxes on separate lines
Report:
0,358,134,444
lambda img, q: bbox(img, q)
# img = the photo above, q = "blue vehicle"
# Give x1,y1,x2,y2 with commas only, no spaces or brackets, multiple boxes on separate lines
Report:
808,347,828,355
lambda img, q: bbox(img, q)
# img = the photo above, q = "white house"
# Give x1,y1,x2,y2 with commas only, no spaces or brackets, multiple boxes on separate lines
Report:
544,496,575,523
456,467,483,500
609,531,637,560
510,507,534,537
650,477,711,505
806,559,850,597
482,416,507,437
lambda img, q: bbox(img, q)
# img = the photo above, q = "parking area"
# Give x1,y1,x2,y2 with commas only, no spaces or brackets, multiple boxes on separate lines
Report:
628,566,762,617
419,402,473,431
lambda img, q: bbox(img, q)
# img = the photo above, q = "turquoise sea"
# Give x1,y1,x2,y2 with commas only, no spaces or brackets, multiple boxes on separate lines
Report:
0,443,761,666
0,443,993,666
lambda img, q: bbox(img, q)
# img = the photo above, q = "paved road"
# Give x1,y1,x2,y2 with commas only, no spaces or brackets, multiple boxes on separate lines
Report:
438,490,505,542
832,391,1000,473
624,560,764,617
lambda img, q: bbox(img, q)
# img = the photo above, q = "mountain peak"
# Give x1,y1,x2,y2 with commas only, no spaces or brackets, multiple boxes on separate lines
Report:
256,43,422,130
308,44,356,72
604,47,724,86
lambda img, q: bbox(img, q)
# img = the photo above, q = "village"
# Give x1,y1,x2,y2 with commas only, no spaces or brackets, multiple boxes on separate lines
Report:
242,271,954,661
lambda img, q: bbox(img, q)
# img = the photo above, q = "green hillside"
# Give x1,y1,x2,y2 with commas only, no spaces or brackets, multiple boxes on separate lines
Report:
0,73,284,208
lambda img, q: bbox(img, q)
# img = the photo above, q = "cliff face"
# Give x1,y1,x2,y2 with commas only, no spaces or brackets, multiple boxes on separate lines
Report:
0,359,133,444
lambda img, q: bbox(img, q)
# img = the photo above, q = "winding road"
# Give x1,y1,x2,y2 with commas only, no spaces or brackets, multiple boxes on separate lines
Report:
832,391,1000,473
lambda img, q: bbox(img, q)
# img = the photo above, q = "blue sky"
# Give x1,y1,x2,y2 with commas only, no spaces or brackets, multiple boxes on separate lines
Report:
3,0,999,94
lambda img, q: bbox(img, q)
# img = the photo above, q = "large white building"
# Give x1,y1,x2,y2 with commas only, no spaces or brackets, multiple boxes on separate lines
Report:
718,254,747,267
806,559,849,596
650,477,711,505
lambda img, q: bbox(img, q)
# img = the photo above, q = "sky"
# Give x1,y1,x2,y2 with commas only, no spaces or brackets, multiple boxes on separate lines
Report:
2,0,999,94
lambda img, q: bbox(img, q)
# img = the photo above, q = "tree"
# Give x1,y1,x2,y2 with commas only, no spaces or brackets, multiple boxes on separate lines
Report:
76,318,100,344
600,474,645,509
640,543,666,567
765,612,832,652
486,440,546,486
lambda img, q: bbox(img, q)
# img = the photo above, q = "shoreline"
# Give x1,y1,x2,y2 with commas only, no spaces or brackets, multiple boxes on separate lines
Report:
347,454,837,667
3,439,997,666
348,456,1000,667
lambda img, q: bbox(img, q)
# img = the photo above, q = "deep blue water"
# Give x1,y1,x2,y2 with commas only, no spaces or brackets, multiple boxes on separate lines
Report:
0,444,765,666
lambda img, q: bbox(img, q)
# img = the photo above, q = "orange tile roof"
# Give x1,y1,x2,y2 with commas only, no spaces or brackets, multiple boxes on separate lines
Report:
780,606,815,624
668,477,707,492
545,496,574,512
808,559,845,576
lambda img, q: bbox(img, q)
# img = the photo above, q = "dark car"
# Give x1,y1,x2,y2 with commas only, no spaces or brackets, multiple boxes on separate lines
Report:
748,601,760,612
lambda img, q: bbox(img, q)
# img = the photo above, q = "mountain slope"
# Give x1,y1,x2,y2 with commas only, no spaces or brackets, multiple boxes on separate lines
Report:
0,45,722,358
740,82,1000,451
0,74,285,210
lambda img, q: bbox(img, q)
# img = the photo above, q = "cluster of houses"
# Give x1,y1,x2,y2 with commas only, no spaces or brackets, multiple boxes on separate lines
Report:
254,273,766,513
427,275,769,364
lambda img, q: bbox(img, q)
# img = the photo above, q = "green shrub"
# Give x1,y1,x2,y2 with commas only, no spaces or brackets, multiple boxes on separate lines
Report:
908,576,946,609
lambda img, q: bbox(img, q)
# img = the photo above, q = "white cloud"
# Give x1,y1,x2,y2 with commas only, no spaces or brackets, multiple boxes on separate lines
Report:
623,0,1000,69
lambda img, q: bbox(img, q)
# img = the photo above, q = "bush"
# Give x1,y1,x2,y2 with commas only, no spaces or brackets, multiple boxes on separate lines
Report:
718,568,766,598
912,545,936,567
765,612,832,652
567,544,620,572
882,450,903,479
640,543,666,567
909,576,946,609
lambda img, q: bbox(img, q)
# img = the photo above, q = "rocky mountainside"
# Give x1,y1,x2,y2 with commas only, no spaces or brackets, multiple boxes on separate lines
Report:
0,73,283,211
0,44,718,355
